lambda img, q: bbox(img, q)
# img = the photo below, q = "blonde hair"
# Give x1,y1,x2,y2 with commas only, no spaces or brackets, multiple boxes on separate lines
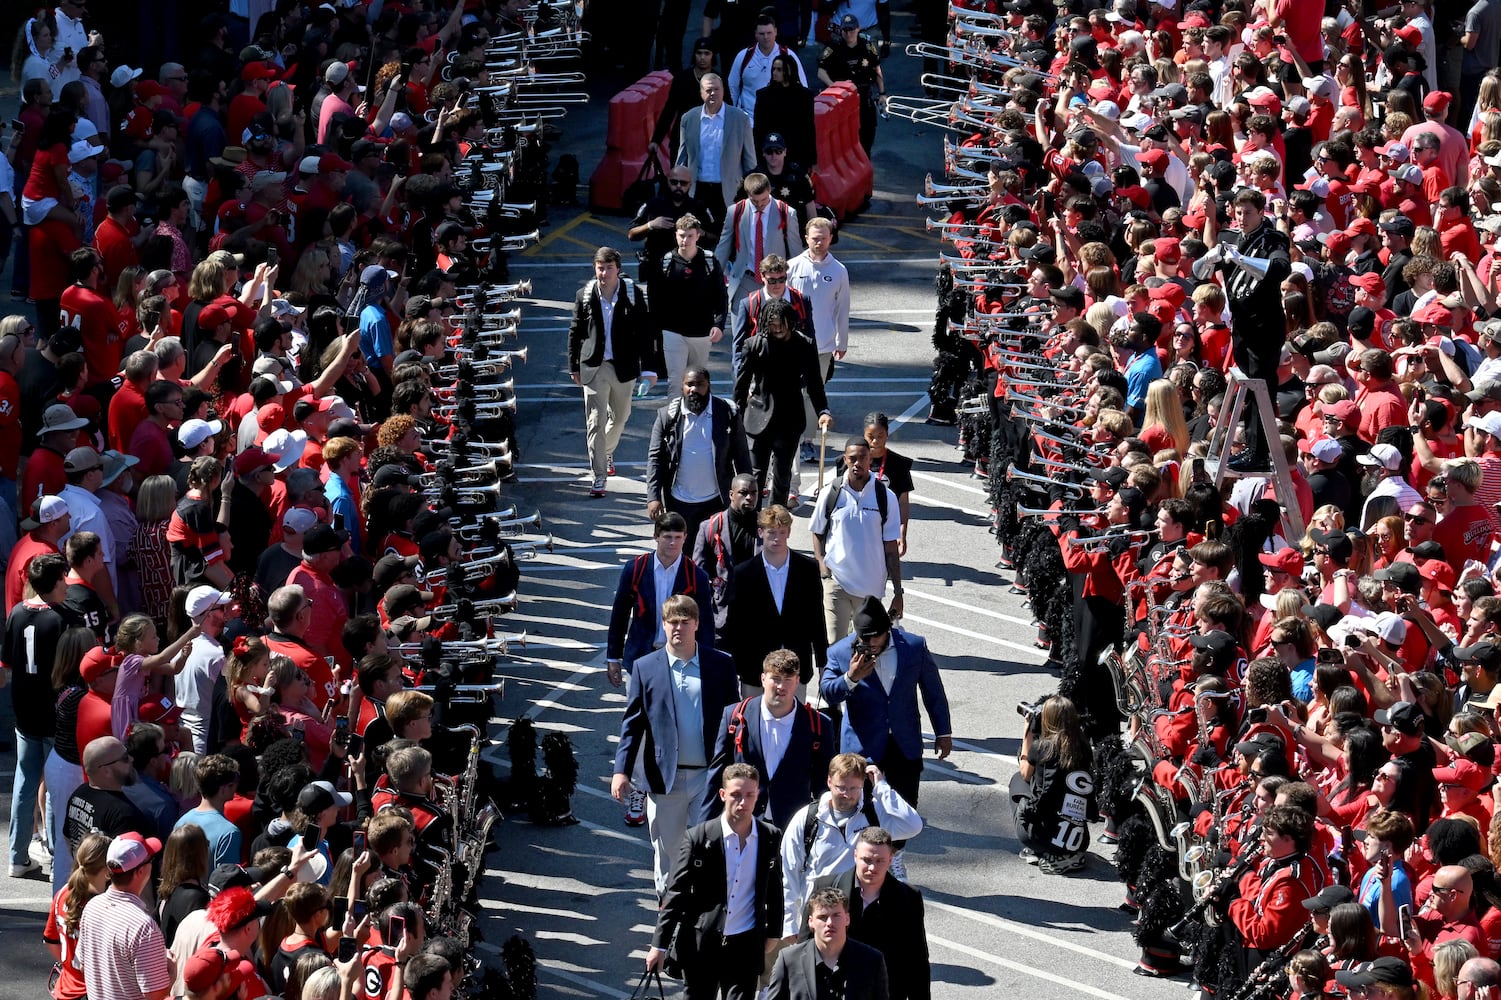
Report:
1143,379,1189,454
187,260,228,302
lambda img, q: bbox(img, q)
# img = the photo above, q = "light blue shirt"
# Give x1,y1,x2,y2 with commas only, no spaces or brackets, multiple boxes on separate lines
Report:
174,808,243,869
698,107,724,184
359,303,393,365
1359,861,1412,932
1291,658,1316,704
669,652,706,768
1124,349,1163,415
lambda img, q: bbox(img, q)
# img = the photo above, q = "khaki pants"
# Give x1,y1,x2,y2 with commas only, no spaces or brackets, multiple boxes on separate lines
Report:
581,362,635,480
822,575,868,645
662,330,712,390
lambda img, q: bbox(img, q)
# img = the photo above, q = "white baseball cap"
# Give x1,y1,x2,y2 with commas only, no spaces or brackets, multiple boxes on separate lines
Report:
178,418,224,450
186,585,232,619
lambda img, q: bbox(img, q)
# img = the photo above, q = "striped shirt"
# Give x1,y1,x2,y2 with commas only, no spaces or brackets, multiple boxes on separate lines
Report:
77,886,172,1000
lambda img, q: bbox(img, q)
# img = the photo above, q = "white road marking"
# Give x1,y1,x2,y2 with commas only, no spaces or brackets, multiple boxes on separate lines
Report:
929,935,1136,999
910,491,992,519
904,586,1033,628
900,611,1047,660
910,470,991,496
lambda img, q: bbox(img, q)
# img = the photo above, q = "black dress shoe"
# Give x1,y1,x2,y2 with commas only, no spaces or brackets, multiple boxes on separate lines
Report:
1226,451,1268,472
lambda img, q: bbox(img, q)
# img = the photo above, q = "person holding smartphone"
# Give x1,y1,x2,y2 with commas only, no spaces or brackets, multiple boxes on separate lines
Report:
1357,810,1417,933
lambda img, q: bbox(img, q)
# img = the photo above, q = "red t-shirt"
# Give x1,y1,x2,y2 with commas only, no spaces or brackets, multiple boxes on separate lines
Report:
4,533,57,614
75,690,114,765
22,143,67,201
29,220,81,301
59,285,124,386
106,381,149,455
225,94,267,147
128,419,175,480
92,215,138,288
1434,503,1497,574
20,447,66,513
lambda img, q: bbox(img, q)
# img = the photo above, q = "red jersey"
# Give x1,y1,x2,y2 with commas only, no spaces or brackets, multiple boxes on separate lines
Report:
59,285,123,386
20,446,67,512
92,215,138,288
106,381,149,455
4,533,58,614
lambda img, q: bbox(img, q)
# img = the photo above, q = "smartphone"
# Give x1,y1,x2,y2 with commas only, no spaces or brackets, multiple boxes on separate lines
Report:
336,716,349,734
389,914,406,946
333,512,346,532
267,245,278,267
338,937,360,962
353,898,369,920
9,119,22,132
293,725,306,743
332,897,348,926
1398,904,1413,941
348,733,364,757
353,830,366,854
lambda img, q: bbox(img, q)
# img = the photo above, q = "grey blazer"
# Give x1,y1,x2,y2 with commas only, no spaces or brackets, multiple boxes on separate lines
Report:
767,938,890,1000
677,104,758,206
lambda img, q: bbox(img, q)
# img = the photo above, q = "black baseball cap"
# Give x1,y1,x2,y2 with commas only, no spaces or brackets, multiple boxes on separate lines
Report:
1188,629,1238,665
762,132,787,152
1049,285,1085,309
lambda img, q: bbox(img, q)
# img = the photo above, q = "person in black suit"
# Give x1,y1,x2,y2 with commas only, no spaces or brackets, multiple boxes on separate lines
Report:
567,246,665,497
723,503,828,691
733,297,832,510
808,828,930,1000
700,649,834,829
646,368,753,546
647,763,784,1000
768,887,889,1000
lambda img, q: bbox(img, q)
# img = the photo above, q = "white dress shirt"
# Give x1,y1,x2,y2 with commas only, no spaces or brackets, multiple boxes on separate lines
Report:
726,45,808,121
759,700,797,778
721,815,759,936
872,643,898,693
763,553,790,612
698,107,725,184
653,554,683,646
808,476,901,598
672,406,720,503
599,281,619,362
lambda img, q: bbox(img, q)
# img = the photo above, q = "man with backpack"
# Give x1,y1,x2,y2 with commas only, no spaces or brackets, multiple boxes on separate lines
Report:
778,753,923,938
809,437,902,643
699,649,835,829
717,174,805,317
645,368,753,549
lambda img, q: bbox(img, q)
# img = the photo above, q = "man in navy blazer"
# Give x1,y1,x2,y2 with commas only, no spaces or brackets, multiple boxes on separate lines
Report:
699,650,834,829
819,598,953,807
613,594,740,896
606,512,714,689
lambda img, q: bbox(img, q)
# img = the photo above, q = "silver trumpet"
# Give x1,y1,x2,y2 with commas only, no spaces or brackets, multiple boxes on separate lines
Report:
915,189,989,207
432,380,516,401
422,436,512,458
396,633,524,657
472,229,541,252
418,460,509,485
1031,425,1110,454
412,681,507,696
432,593,523,617
922,73,1011,101
1004,462,1087,493
448,504,519,525
1001,372,1078,391
925,218,993,237
433,398,519,417
1033,454,1105,476
458,279,534,300
435,361,511,381
1071,528,1159,550
1015,504,1106,519
924,173,991,199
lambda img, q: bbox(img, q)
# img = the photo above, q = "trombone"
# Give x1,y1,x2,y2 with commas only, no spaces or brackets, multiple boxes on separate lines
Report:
1072,528,1160,550
1005,462,1088,493
1015,503,1106,519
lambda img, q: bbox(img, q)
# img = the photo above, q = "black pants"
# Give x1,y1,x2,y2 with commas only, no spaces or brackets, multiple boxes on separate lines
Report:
1230,320,1283,465
1073,594,1125,737
683,930,762,1000
750,430,799,507
879,749,924,806
655,0,692,70
667,495,724,553
858,97,878,156
698,185,727,241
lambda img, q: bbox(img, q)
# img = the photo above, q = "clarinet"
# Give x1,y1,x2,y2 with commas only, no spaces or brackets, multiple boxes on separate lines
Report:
1225,918,1317,1000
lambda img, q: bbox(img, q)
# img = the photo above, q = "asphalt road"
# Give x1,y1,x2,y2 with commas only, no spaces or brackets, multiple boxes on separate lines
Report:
0,6,1192,1000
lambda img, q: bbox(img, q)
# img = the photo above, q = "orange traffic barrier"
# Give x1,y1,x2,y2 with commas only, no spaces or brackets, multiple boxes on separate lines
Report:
591,71,674,213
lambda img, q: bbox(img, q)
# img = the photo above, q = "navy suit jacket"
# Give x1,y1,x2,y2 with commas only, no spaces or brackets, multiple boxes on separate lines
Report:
819,628,953,762
697,695,834,828
614,646,740,795
606,554,715,671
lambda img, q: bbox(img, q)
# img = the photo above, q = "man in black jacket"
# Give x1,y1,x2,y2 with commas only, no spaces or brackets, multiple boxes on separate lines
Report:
723,504,827,688
694,473,762,634
647,369,753,546
809,827,929,1000
646,764,783,999
733,298,832,509
652,215,729,392
567,247,664,498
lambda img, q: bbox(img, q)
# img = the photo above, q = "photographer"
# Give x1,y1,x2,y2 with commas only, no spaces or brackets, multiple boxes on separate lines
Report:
1010,695,1095,875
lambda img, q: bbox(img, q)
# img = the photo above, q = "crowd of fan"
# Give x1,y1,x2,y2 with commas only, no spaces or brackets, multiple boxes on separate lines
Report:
0,2,593,1000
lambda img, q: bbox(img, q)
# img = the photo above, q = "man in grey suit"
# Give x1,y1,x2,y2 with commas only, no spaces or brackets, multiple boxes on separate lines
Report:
768,887,889,1000
613,594,741,896
677,73,757,232
715,172,804,310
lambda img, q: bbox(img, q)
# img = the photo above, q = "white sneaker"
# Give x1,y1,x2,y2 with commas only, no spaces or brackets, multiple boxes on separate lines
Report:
624,788,647,827
9,860,41,878
890,850,908,882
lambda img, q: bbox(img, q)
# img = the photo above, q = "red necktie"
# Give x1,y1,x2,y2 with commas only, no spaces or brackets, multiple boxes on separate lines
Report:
753,205,765,283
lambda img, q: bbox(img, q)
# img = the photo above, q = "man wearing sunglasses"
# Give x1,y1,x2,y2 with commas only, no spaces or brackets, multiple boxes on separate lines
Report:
62,737,151,872
628,165,716,287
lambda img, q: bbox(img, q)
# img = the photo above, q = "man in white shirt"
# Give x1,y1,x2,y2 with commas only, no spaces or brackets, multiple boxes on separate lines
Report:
727,13,808,123
787,217,851,466
1359,443,1423,529
58,446,119,600
178,586,232,753
809,437,903,643
779,753,921,937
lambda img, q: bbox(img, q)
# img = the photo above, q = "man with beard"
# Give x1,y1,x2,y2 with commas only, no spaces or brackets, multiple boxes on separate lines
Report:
628,165,718,283
64,737,152,855
646,368,753,548
735,299,833,510
1194,189,1291,471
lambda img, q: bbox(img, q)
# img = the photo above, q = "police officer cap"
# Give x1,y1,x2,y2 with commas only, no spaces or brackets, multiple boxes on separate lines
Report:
853,597,891,638
762,132,787,152
839,13,860,29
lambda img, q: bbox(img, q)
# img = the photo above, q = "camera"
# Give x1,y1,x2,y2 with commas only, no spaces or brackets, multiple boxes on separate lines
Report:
1017,700,1044,722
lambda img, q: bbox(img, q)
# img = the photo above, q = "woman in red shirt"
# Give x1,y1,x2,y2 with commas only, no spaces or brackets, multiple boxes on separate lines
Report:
42,831,110,1000
20,111,79,231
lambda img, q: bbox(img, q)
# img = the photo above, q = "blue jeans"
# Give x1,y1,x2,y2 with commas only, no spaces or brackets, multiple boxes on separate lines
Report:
10,732,51,867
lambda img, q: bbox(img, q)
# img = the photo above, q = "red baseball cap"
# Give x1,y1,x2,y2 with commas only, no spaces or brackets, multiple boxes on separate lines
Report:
1423,90,1453,112
1395,24,1423,47
1153,237,1183,265
1138,148,1169,172
1346,217,1378,238
318,153,354,173
1418,559,1458,588
1414,299,1453,325
1434,757,1490,791
139,694,184,725
1325,399,1359,423
80,646,123,684
1349,272,1385,292
1257,547,1305,576
1148,282,1186,307
198,304,231,329
240,61,279,82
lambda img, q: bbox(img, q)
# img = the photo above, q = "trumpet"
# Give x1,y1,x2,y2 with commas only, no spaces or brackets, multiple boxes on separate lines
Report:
924,173,991,199
457,279,533,301
418,459,508,485
435,361,511,381
422,549,523,587
432,380,516,401
1032,454,1104,476
915,190,989,207
882,95,966,129
412,681,507,696
1001,372,1078,391
1030,425,1109,454
432,398,519,418
432,593,523,618
396,633,524,657
471,229,541,253
422,436,512,459
925,218,993,237
454,510,543,536
1070,528,1159,550
1004,463,1087,493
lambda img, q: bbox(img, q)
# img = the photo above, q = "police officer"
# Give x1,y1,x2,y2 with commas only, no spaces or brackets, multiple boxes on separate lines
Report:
818,14,886,156
754,132,818,231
